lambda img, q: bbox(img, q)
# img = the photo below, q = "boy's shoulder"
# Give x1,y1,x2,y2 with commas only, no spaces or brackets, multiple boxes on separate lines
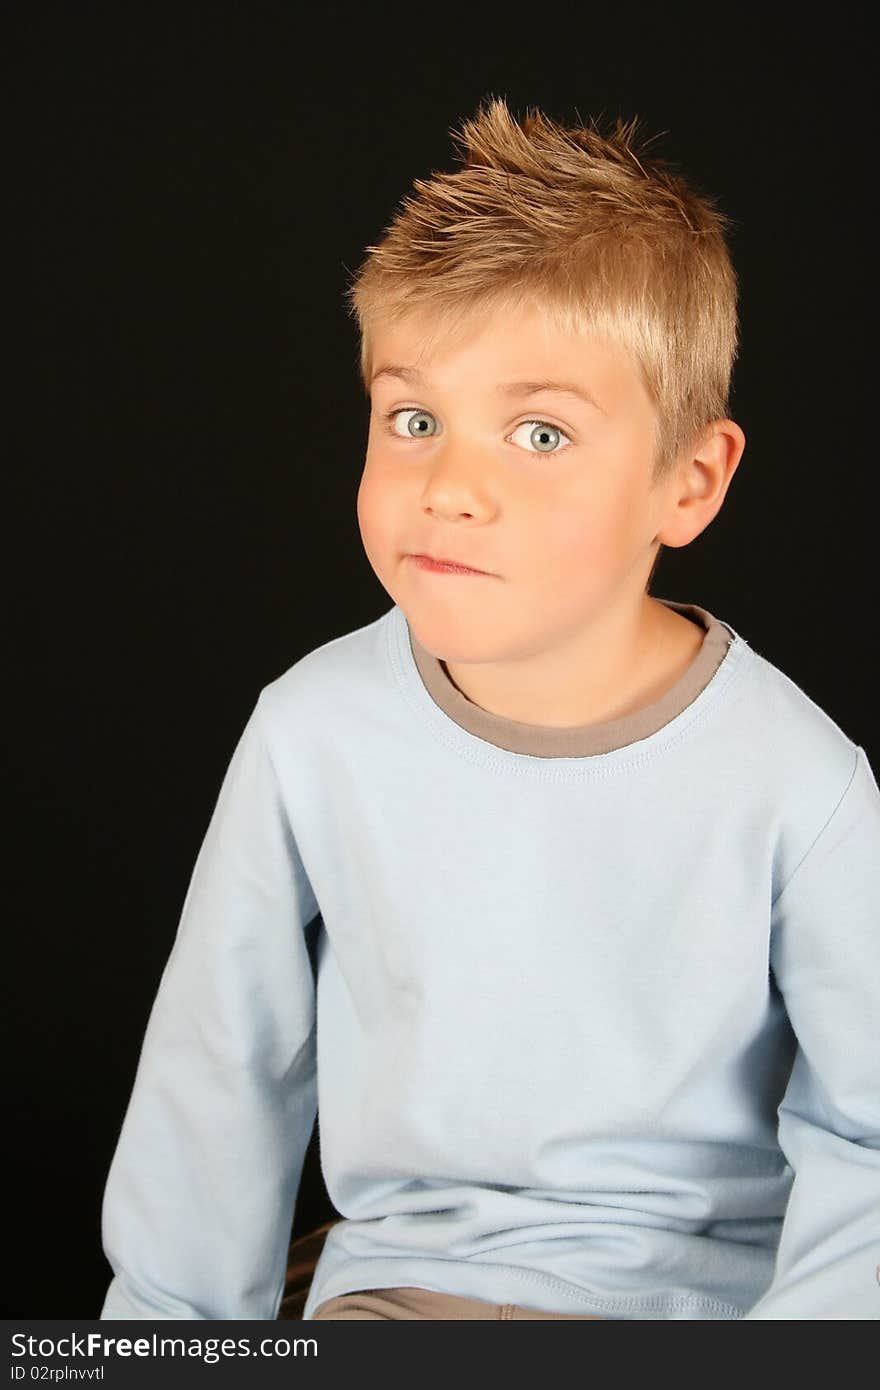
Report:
255,604,395,735
729,631,861,812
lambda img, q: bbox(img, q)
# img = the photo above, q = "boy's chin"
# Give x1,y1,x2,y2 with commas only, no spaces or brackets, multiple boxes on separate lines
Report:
403,611,520,668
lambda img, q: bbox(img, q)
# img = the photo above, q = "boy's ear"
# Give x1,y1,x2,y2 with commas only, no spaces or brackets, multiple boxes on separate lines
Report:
656,419,746,550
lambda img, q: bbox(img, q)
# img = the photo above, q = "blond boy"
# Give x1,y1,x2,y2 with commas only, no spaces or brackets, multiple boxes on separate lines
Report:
101,99,880,1321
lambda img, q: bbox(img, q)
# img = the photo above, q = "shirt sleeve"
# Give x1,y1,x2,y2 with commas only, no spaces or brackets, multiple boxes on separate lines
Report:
743,744,880,1319
100,692,320,1319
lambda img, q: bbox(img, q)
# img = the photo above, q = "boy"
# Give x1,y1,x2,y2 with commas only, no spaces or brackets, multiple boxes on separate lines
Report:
100,98,880,1321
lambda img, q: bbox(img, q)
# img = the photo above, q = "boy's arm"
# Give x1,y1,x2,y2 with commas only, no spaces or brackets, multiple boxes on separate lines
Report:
743,745,880,1320
100,692,320,1319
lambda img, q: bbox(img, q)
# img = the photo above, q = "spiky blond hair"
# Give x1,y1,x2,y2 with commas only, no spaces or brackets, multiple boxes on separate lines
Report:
346,96,739,484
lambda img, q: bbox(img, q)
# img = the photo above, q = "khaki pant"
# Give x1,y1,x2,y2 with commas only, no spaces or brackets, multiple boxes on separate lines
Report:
311,1286,605,1319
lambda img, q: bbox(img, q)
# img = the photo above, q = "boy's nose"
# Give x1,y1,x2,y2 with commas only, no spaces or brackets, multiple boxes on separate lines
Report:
420,452,496,517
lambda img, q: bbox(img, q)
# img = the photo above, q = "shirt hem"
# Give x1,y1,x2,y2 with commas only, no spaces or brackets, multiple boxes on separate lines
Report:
302,1255,747,1321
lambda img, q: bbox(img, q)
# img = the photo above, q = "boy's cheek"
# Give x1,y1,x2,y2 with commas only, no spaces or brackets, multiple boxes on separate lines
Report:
356,469,405,580
358,460,412,534
356,467,385,545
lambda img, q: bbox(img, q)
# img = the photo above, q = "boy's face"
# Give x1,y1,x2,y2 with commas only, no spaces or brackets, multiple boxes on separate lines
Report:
357,299,705,677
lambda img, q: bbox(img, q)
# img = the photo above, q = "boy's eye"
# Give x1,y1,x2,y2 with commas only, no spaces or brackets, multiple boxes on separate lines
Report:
386,408,438,438
509,420,572,454
383,408,572,455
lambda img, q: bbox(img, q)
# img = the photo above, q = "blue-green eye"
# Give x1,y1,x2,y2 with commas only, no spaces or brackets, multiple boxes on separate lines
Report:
510,420,572,454
386,408,438,438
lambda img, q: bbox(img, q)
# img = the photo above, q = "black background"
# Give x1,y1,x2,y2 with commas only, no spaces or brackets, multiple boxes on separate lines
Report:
6,3,878,1317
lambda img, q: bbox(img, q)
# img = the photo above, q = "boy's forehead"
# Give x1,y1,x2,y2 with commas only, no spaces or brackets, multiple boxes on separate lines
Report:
369,305,639,406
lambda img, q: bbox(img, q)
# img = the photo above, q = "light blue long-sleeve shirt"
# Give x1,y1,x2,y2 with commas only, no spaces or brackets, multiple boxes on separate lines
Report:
100,599,880,1320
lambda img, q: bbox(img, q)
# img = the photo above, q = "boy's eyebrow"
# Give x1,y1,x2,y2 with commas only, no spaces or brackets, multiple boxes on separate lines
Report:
370,365,605,414
498,379,605,414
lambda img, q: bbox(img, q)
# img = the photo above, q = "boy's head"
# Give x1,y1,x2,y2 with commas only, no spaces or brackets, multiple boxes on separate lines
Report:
348,98,745,678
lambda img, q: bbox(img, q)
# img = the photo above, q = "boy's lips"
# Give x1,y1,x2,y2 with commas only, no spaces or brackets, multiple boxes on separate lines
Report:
407,553,495,576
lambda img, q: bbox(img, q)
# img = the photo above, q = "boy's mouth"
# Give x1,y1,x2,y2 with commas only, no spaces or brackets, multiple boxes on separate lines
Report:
407,553,494,576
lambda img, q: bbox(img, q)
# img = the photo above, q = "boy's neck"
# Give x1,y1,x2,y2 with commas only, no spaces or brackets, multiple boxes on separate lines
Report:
440,596,705,730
